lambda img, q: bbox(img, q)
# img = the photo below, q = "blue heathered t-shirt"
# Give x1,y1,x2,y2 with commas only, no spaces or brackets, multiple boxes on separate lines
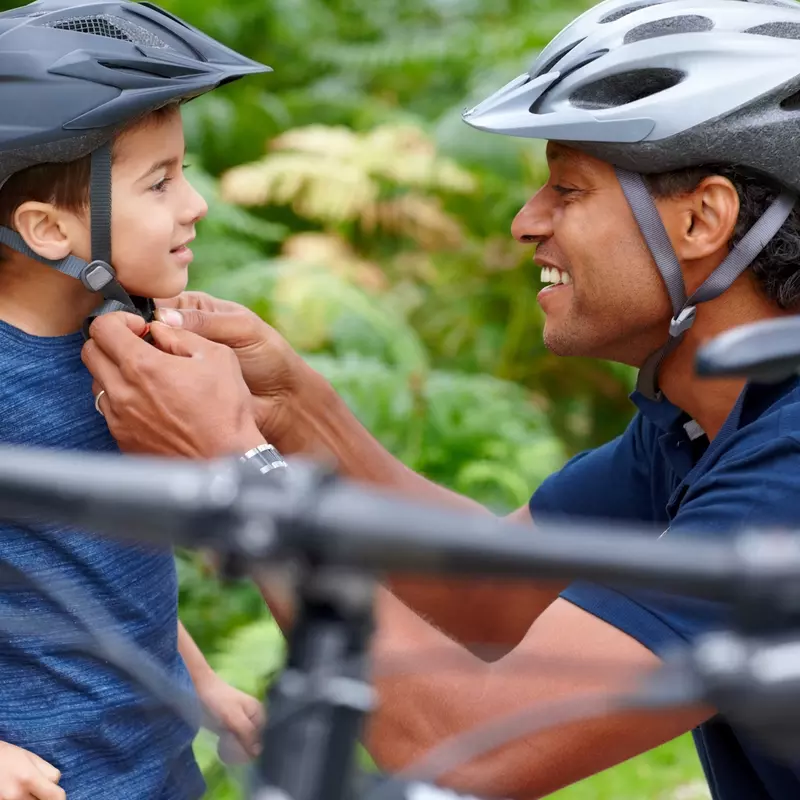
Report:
0,320,205,800
530,377,800,800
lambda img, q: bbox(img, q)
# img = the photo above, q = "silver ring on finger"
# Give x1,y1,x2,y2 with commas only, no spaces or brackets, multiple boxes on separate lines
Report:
94,389,107,418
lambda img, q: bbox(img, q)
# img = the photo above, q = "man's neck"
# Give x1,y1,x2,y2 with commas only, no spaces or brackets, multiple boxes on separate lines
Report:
0,255,97,337
657,285,791,440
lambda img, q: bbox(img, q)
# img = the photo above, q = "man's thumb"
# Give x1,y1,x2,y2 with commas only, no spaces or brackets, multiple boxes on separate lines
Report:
155,307,252,348
147,320,203,357
154,308,186,328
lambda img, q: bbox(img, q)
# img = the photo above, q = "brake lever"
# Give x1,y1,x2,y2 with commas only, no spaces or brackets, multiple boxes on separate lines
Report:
696,317,800,383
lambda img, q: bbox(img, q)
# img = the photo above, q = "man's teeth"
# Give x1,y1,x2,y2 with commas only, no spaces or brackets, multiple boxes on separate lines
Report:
540,267,572,286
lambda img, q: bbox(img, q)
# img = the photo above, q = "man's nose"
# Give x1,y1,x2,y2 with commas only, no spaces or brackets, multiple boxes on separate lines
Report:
511,188,553,244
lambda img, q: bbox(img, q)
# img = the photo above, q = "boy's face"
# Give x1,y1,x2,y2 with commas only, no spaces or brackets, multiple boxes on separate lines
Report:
70,107,208,299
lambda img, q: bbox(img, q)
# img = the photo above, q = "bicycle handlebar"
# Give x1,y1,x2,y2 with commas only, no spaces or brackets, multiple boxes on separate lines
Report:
696,316,800,382
5,444,800,799
1,444,800,607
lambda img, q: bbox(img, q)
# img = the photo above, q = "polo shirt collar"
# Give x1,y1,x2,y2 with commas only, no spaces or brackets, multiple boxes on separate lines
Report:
629,390,685,433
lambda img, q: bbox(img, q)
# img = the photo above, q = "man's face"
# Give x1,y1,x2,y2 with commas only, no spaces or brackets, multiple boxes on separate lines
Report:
512,143,672,366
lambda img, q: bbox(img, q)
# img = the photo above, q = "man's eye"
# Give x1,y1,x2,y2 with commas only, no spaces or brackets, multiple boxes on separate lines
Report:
552,185,578,196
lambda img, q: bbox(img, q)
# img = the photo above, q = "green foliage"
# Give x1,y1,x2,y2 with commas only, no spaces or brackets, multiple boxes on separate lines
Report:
550,734,707,800
308,352,566,510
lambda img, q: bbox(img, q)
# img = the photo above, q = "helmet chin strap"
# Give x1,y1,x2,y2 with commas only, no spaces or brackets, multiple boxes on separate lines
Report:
0,142,156,340
81,143,156,339
614,168,797,402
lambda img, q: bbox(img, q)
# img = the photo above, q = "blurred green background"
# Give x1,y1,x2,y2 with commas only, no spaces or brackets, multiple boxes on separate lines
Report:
13,0,710,795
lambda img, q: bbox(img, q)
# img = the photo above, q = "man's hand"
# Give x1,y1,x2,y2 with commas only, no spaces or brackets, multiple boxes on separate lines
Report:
0,741,65,800
194,674,265,765
153,293,320,453
81,312,263,458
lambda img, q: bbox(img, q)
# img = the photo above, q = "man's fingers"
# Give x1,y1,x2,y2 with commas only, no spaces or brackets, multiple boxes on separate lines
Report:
87,312,153,366
81,339,128,404
153,306,259,349
147,321,210,358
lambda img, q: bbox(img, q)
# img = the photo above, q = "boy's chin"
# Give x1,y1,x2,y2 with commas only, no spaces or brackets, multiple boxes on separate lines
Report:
139,277,189,302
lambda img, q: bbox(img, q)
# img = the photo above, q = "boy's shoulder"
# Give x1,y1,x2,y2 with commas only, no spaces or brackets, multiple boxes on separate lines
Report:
0,321,115,453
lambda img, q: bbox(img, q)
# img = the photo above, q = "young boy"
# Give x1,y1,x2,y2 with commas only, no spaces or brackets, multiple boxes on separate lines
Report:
0,1,272,798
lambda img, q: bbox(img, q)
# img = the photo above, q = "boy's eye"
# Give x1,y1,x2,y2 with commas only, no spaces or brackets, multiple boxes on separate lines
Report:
150,176,172,193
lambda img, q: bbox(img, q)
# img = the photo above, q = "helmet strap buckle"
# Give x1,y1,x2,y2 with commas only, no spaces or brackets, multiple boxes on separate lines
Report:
669,305,697,338
80,260,116,293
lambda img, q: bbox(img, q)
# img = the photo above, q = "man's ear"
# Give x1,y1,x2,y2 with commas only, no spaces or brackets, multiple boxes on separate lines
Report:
662,175,740,272
12,201,77,262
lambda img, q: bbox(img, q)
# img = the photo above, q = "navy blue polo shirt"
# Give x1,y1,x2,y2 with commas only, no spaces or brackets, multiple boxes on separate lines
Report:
529,377,800,800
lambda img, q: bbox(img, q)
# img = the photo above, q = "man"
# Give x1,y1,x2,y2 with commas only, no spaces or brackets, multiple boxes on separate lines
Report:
81,0,800,797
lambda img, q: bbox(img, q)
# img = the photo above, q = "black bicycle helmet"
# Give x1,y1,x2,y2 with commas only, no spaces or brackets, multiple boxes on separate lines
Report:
0,0,271,334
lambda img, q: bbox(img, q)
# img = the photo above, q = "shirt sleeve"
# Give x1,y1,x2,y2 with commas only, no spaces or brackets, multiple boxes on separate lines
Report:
530,410,663,527
559,435,800,656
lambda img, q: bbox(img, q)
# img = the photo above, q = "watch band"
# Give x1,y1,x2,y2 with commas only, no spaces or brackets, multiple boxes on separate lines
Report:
240,442,288,476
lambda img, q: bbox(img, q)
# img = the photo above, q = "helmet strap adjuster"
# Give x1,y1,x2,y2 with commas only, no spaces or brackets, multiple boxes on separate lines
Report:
669,305,697,338
80,260,116,293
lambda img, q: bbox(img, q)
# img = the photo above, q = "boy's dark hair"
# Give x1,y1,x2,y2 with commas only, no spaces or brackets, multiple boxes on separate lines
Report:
643,165,800,311
0,104,178,252
0,157,91,233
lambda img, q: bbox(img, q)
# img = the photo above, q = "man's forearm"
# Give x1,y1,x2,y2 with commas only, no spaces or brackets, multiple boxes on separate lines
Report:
261,375,562,651
277,371,488,511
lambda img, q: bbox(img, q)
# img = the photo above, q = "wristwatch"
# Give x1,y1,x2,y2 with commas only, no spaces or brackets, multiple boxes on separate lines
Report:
239,442,288,476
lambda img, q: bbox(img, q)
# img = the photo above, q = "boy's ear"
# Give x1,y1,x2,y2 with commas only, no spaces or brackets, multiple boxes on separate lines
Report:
13,201,77,262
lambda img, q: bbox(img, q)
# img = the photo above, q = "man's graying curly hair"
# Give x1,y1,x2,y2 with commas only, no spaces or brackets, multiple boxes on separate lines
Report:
643,165,800,310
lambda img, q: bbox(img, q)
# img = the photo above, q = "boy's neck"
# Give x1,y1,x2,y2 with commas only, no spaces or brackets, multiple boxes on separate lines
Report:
0,254,98,337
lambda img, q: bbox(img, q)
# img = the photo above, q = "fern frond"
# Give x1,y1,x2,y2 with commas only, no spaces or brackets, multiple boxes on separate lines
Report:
270,124,361,157
220,123,476,231
363,125,476,193
220,152,378,223
369,194,464,250
282,232,388,291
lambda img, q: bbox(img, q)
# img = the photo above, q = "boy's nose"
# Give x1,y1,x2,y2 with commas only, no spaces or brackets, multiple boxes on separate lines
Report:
189,190,209,223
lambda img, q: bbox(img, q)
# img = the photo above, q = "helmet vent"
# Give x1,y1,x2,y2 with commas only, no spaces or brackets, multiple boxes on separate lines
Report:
47,14,168,49
599,2,663,24
624,15,714,44
534,38,587,78
780,88,800,111
569,67,684,110
745,22,800,39
531,49,609,112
